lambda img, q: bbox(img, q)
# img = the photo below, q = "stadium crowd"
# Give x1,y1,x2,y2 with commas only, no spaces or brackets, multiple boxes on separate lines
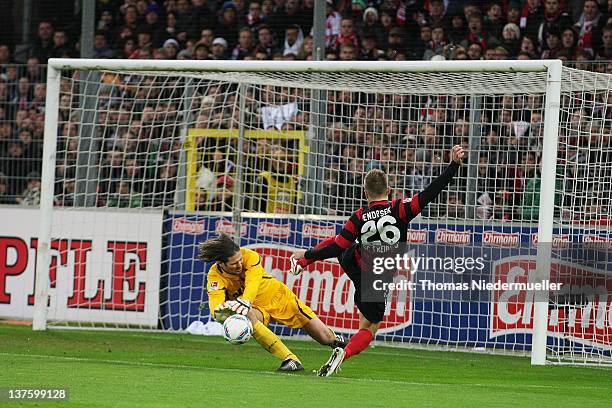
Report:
0,0,611,222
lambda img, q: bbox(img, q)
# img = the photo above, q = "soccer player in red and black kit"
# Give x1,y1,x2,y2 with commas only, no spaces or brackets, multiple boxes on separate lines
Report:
290,145,465,377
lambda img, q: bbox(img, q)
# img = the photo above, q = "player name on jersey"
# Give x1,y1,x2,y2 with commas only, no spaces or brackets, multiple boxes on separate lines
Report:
362,207,391,221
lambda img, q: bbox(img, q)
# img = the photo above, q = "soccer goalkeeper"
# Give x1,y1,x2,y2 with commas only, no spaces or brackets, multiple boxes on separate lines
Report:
291,145,465,377
199,234,345,372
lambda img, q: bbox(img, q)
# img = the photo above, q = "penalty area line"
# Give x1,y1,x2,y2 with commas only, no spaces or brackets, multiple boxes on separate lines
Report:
0,352,594,391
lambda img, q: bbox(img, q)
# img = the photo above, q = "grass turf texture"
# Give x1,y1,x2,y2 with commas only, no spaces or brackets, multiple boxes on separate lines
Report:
0,324,610,408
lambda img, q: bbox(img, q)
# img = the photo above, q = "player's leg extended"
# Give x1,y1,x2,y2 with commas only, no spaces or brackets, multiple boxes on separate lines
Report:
317,312,380,377
247,308,300,365
343,312,380,361
301,318,346,348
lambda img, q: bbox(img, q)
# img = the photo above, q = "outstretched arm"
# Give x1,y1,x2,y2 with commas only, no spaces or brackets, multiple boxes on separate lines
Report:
399,145,465,221
294,211,362,263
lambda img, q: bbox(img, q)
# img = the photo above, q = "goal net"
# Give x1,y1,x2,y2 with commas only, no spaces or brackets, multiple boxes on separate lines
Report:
29,59,611,366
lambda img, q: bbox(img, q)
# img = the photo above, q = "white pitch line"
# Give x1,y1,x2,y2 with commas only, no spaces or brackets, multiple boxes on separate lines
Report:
0,352,603,392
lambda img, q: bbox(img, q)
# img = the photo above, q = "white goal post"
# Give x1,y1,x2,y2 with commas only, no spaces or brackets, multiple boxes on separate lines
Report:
31,58,611,367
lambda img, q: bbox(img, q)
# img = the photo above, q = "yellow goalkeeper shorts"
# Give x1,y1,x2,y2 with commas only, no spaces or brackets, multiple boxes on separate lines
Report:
254,284,316,329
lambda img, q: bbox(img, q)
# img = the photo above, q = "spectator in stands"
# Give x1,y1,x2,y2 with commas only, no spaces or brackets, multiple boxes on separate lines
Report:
332,156,365,214
574,49,595,70
162,38,180,59
360,7,384,46
283,24,304,57
576,0,606,55
107,180,142,208
138,10,164,47
466,42,483,59
217,2,240,49
208,175,234,211
252,145,297,213
97,9,115,33
297,36,313,59
193,42,210,59
444,192,466,219
358,33,381,60
253,25,278,58
11,77,31,111
175,0,198,40
537,0,573,48
232,27,255,59
211,37,229,59
541,29,562,58
330,17,359,52
119,4,140,36
447,12,467,44
386,27,407,59
521,163,562,220
30,21,54,62
0,172,13,204
325,0,342,48
199,28,216,49
506,2,521,26
560,26,579,59
93,32,114,58
485,2,505,40
521,0,544,41
501,23,521,58
598,24,612,59
337,42,357,60
16,171,41,206
404,148,431,196
0,44,10,67
245,1,264,29
193,0,218,29
269,0,303,42
462,14,494,50
51,30,73,58
519,35,538,58
423,23,448,60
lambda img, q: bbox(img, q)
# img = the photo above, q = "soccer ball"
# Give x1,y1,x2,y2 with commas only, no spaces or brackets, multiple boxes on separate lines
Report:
222,314,253,344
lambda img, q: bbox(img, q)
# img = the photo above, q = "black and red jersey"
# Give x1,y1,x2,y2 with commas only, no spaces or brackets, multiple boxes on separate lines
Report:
334,196,422,250
304,161,460,263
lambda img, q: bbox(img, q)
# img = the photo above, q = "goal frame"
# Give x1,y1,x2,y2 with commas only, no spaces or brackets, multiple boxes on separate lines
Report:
35,58,563,366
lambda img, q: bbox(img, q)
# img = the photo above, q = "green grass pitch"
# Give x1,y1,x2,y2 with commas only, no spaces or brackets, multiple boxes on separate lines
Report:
1,324,610,408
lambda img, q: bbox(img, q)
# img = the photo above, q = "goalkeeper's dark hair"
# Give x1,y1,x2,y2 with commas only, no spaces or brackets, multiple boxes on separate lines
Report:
198,234,240,263
364,168,388,197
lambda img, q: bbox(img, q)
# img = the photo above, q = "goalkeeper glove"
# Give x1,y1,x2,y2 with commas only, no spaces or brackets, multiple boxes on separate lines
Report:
288,254,304,276
230,298,251,316
213,300,237,323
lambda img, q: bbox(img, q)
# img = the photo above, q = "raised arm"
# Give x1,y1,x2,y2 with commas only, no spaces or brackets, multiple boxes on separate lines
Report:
398,145,465,221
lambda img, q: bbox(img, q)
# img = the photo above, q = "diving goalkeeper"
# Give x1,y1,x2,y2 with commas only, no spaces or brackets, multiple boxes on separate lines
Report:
199,234,345,372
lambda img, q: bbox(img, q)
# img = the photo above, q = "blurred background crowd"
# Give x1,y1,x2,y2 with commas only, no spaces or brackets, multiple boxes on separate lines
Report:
0,0,611,222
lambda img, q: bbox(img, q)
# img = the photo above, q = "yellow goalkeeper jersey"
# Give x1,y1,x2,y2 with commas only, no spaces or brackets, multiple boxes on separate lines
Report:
206,248,282,314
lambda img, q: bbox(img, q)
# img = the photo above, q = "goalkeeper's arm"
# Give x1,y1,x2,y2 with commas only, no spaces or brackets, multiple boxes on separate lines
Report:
207,287,240,322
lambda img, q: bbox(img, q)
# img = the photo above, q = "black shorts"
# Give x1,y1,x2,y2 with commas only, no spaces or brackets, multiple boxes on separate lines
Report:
338,244,387,324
